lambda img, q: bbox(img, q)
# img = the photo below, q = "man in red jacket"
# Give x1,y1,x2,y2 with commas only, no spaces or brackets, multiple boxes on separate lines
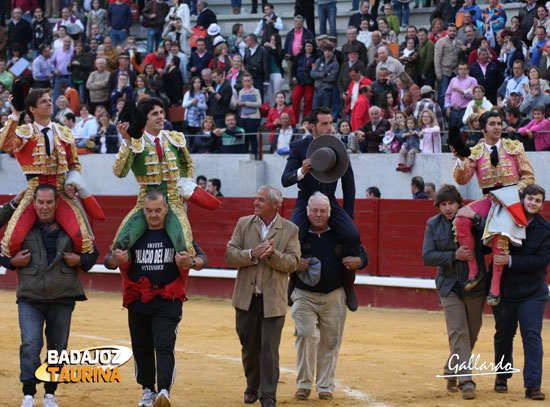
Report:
350,85,370,131
344,66,371,119
144,45,167,75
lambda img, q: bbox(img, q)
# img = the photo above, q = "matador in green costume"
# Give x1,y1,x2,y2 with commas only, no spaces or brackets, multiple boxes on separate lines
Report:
112,97,220,254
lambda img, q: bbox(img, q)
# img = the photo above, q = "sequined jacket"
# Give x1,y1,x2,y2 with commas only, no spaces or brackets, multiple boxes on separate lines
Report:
0,119,81,175
453,138,534,191
113,131,193,185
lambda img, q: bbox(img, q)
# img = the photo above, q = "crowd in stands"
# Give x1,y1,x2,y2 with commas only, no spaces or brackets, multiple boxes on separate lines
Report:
1,0,550,160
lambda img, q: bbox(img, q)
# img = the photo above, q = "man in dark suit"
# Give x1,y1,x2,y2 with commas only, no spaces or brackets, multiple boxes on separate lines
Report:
356,106,391,153
244,33,270,101
281,106,360,310
490,184,550,400
207,68,232,128
195,0,217,29
107,53,136,95
469,48,503,105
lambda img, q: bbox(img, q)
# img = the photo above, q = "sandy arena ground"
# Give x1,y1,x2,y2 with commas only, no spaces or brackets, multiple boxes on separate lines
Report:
1,290,549,407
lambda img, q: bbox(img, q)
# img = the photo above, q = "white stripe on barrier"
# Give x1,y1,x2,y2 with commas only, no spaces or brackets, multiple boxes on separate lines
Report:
85,265,437,289
6,265,546,293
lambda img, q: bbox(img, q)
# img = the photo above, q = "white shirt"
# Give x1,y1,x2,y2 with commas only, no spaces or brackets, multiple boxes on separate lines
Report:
250,214,278,294
74,115,98,141
276,127,294,152
35,121,55,154
144,130,163,146
254,14,284,37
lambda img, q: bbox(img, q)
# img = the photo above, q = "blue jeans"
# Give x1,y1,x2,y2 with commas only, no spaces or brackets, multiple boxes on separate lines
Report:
110,29,128,47
318,2,337,36
313,89,334,109
332,87,341,120
147,27,163,54
351,0,360,10
75,81,87,105
188,0,197,15
437,75,451,112
253,76,265,103
52,75,72,116
18,301,75,395
448,108,466,130
396,2,410,26
492,295,548,388
231,0,242,7
238,117,261,158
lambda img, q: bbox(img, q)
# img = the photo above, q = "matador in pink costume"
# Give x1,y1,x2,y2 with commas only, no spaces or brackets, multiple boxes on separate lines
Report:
453,112,535,306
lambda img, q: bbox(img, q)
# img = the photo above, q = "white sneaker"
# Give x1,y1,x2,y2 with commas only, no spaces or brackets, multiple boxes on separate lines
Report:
139,388,156,407
21,395,35,407
42,394,59,407
154,389,171,407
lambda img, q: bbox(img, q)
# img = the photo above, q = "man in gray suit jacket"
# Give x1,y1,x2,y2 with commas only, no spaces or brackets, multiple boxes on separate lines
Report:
422,184,487,400
226,185,300,407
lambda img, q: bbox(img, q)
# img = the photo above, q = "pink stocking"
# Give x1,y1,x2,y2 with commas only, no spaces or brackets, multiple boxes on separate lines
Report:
490,235,510,297
454,197,492,281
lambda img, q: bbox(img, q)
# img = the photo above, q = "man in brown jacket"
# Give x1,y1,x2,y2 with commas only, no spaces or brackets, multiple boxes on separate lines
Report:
226,185,300,407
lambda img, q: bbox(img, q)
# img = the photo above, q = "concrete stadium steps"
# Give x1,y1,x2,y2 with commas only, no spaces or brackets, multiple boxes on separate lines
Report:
187,1,523,46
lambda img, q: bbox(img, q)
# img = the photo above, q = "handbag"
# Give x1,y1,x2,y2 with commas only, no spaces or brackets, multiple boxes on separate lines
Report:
190,27,208,49
168,106,185,123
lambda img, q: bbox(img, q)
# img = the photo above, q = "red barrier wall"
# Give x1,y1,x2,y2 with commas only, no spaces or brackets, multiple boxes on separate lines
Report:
2,194,550,280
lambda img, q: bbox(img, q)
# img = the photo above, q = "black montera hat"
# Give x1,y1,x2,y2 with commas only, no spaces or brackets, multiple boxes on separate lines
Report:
306,135,350,183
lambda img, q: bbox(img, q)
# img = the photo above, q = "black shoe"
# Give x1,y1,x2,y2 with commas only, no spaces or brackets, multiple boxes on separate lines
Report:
244,390,258,404
464,272,483,291
447,378,459,393
526,387,545,400
487,293,501,307
495,377,508,393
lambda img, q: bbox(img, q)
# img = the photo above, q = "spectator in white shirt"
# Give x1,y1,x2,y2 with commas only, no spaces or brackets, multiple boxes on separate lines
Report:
73,104,98,148
270,111,299,154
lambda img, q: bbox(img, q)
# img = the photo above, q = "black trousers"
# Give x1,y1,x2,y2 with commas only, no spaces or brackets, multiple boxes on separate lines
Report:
128,301,182,392
251,0,267,13
236,296,285,405
294,4,315,36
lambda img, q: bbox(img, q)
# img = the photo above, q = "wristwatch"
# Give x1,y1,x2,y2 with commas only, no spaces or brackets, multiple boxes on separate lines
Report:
473,213,482,227
191,259,196,269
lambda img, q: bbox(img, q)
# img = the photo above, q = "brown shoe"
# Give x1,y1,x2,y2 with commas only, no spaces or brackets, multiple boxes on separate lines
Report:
462,387,475,400
319,392,333,400
446,378,459,393
494,377,508,393
294,389,311,400
526,387,545,400
244,390,258,404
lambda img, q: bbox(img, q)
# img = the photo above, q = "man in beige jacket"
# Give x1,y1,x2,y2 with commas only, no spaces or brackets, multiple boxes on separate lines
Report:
226,185,300,407
434,23,462,111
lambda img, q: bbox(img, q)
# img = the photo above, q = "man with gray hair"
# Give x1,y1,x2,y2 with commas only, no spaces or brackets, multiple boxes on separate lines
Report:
375,45,404,78
226,185,301,407
105,189,208,407
195,0,217,29
290,192,366,401
356,105,391,153
86,57,111,113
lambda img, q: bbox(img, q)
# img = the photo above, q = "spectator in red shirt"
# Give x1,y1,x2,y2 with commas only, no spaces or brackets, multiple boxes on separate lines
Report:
266,92,295,143
144,45,167,75
350,86,371,131
12,0,37,23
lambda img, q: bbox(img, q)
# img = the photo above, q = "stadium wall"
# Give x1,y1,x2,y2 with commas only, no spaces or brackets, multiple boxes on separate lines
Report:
0,195,548,317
